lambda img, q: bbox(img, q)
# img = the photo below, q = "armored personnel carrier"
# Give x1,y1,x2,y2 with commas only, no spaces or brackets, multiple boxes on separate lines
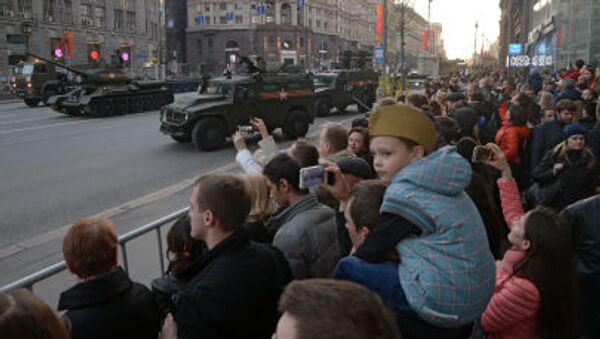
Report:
312,50,378,116
160,68,315,151
27,53,174,117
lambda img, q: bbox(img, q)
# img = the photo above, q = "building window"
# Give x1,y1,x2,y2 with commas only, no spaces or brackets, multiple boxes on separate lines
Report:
0,1,15,17
234,3,242,10
80,4,93,26
205,4,210,12
235,15,243,24
205,15,210,24
126,11,136,31
316,19,321,28
197,39,203,56
114,9,123,30
300,37,304,47
43,0,55,23
219,15,226,24
17,0,32,20
95,6,106,27
281,3,291,25
63,0,73,24
219,3,227,10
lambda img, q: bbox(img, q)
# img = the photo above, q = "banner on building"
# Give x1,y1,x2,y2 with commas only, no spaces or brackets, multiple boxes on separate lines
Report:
376,4,383,44
422,30,428,51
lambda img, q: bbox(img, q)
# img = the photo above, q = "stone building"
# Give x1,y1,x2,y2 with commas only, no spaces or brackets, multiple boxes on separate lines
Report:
0,0,164,77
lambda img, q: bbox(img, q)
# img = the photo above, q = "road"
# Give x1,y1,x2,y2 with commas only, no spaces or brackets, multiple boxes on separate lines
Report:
0,96,361,303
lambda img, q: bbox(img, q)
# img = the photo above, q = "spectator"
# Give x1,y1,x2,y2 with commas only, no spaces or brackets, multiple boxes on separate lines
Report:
479,77,494,102
467,82,485,102
175,173,292,339
482,144,578,339
530,99,575,170
264,154,338,278
242,172,278,243
539,89,555,112
0,289,69,339
152,215,207,319
58,218,160,339
495,105,530,190
434,116,460,147
273,279,401,339
531,124,597,210
580,101,597,132
540,109,555,124
288,139,320,168
405,93,428,110
347,126,372,165
233,117,277,173
451,107,481,160
561,195,600,339
318,122,354,164
343,179,387,252
351,117,369,129
330,104,495,329
557,79,582,101
588,103,600,182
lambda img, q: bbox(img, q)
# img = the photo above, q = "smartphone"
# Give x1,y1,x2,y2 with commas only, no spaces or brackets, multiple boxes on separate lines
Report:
237,125,254,133
471,145,494,164
299,165,334,189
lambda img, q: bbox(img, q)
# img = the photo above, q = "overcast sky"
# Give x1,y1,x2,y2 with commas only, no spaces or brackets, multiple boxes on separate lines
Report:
412,0,501,60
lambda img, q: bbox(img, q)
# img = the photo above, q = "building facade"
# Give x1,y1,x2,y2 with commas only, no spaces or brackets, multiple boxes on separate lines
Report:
0,0,164,77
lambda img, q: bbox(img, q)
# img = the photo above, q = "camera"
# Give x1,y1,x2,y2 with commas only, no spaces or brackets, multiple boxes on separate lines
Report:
471,145,494,164
299,165,334,189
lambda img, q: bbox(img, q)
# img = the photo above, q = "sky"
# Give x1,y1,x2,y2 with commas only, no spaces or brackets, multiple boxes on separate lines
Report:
412,0,501,60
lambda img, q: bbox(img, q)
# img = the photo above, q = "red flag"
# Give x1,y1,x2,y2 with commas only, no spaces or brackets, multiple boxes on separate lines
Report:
422,29,428,51
67,32,74,57
376,4,383,43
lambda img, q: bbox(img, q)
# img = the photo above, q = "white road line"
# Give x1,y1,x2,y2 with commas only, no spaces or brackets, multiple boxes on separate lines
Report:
0,116,61,126
0,120,93,135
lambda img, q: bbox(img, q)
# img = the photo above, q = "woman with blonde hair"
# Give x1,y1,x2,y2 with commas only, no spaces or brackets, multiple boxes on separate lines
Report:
242,172,278,243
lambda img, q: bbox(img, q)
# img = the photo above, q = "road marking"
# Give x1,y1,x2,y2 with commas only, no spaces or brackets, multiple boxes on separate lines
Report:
0,115,359,259
0,116,60,126
0,120,93,135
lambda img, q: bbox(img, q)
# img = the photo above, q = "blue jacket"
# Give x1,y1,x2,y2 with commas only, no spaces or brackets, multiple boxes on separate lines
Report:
382,146,496,327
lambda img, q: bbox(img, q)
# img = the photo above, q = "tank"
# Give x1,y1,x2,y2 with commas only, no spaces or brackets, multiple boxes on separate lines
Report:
27,53,174,117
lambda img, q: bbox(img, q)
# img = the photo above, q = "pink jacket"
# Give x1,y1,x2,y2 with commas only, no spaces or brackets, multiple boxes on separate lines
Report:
481,179,540,339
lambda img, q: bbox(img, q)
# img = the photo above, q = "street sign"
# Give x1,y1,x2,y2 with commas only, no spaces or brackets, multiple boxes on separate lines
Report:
509,55,553,67
508,43,522,56
375,47,384,64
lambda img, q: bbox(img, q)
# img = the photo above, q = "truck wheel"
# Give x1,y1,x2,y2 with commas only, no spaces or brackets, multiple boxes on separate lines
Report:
315,98,332,117
171,135,192,143
283,110,310,140
24,99,40,107
192,117,226,151
42,89,58,105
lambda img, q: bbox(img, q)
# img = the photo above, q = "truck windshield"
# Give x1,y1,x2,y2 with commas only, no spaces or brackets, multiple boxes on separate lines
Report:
205,82,234,97
22,64,35,75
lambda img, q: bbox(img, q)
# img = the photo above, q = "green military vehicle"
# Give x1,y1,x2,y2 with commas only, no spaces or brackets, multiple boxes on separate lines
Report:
12,59,70,107
313,69,378,116
160,72,315,151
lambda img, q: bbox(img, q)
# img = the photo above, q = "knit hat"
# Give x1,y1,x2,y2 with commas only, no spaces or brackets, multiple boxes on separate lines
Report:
563,124,587,140
337,157,374,180
369,104,437,154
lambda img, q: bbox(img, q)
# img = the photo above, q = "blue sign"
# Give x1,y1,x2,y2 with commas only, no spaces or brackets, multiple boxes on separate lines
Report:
375,47,384,64
167,18,174,28
226,12,234,21
508,43,522,56
195,15,204,25
256,5,266,15
537,42,547,55
297,0,305,8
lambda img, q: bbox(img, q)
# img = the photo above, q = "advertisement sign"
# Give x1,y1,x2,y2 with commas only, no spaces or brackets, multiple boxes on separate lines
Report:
509,55,553,67
376,4,383,44
375,47,384,64
508,43,522,56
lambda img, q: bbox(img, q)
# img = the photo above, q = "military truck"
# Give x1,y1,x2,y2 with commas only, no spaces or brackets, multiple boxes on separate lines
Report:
313,69,378,116
12,58,70,107
160,72,315,151
26,53,174,117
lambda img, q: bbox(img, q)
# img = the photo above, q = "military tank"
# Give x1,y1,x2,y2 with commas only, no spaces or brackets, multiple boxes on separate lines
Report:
27,53,174,117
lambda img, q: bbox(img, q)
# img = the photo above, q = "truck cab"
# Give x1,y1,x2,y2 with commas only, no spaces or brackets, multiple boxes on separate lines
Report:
313,69,378,116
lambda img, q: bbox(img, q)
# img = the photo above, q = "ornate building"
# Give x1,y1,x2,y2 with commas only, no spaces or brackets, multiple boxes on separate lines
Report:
0,0,164,77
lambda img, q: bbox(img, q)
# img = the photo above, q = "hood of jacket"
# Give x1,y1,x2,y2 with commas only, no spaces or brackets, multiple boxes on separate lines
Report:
58,267,132,311
391,145,472,197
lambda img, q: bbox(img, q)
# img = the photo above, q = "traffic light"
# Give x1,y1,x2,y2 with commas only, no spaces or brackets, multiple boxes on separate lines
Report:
89,49,99,63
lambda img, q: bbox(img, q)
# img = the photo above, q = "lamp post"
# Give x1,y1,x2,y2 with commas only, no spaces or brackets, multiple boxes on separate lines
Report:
474,21,478,66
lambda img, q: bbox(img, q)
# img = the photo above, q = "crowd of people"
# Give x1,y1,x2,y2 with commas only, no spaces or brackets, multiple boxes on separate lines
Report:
1,60,600,339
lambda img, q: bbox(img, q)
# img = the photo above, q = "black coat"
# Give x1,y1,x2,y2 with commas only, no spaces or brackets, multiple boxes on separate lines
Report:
176,229,292,339
531,149,597,210
561,195,600,275
57,267,160,339
530,120,568,171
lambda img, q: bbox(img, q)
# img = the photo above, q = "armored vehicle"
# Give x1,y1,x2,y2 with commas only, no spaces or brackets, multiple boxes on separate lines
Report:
160,72,315,151
12,58,71,107
27,53,174,117
313,69,378,116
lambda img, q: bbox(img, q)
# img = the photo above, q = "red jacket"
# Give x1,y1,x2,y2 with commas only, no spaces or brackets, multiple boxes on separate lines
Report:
495,125,530,164
482,179,540,339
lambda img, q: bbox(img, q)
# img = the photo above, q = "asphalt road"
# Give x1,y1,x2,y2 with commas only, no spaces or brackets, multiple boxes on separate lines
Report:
0,96,361,300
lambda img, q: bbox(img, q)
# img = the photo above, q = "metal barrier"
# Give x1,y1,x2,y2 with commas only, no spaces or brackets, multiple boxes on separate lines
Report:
0,207,189,293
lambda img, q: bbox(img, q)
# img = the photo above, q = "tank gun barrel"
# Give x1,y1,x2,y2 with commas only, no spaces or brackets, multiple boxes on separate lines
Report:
25,52,89,78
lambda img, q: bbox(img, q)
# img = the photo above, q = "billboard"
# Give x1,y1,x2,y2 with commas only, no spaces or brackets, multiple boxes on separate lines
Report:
508,43,522,56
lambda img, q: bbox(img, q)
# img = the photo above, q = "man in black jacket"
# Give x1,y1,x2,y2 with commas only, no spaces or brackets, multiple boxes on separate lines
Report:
175,173,292,339
561,195,600,339
530,99,575,170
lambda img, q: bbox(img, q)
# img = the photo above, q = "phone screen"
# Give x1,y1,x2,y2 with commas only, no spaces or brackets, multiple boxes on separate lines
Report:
299,166,326,189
